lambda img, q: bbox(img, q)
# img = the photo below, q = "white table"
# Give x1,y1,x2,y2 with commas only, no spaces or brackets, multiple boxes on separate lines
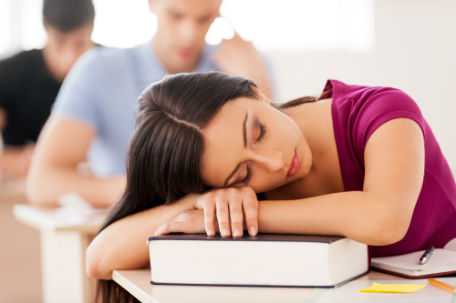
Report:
13,204,108,303
113,269,456,303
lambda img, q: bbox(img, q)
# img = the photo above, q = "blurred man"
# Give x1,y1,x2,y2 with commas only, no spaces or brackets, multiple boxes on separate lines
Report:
27,0,274,208
0,0,96,181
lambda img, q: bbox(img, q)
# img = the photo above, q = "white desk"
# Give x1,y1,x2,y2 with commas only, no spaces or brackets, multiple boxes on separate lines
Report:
113,269,456,303
13,204,108,303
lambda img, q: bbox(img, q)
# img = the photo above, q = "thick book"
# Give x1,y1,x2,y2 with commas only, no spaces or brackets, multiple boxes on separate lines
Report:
371,247,456,279
148,234,368,288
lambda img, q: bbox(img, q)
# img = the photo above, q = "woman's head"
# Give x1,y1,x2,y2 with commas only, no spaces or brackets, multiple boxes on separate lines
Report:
128,72,256,204
97,72,313,302
130,72,312,205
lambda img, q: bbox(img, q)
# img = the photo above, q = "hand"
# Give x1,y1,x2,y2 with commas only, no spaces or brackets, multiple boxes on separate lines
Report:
0,144,34,180
195,186,258,238
213,34,272,97
153,209,206,236
213,34,258,73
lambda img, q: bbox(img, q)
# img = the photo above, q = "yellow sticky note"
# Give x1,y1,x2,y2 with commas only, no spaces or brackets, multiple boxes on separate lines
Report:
360,282,426,294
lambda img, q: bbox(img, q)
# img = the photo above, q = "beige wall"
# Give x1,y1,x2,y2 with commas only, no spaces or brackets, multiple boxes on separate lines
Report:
269,0,456,170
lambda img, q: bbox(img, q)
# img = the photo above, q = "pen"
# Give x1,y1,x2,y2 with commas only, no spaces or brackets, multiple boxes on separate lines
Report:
418,247,434,265
428,278,456,294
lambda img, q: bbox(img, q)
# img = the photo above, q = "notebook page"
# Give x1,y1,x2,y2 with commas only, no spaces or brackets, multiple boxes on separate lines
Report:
445,238,456,251
372,249,456,273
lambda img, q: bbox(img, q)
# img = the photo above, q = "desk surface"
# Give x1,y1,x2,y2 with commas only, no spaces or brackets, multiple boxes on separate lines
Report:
113,270,456,303
13,204,107,234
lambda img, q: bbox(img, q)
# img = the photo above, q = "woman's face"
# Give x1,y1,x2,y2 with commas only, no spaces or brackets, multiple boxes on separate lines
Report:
200,96,313,193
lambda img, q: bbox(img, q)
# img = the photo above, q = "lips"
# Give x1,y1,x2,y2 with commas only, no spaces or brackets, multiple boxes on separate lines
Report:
178,48,193,59
286,149,301,178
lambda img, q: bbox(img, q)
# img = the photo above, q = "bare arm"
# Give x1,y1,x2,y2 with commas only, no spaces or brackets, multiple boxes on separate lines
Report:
259,191,406,245
86,194,197,280
26,116,125,208
259,119,425,245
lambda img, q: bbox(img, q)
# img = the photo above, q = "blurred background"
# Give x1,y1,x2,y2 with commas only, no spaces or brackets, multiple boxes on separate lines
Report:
1,0,454,162
0,0,455,302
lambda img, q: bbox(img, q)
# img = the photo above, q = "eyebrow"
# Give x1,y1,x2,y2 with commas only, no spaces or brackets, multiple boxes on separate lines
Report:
223,112,248,187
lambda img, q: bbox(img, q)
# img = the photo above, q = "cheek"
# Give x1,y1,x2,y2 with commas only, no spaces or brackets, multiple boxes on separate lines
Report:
250,114,302,192
270,114,301,149
159,18,175,35
250,173,283,193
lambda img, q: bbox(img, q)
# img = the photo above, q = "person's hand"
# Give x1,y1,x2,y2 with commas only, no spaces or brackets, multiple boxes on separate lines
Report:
214,34,260,74
153,209,206,236
0,144,34,181
195,186,259,238
213,34,272,97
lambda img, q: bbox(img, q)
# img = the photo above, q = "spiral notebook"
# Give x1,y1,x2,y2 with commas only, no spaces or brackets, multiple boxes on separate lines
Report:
372,241,456,279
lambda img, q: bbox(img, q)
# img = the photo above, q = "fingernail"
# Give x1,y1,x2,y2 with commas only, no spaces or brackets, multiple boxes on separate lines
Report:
249,226,257,236
233,229,242,238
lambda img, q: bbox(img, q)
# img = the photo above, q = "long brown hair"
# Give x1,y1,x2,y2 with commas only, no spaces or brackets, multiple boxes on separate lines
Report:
95,72,258,303
94,72,323,303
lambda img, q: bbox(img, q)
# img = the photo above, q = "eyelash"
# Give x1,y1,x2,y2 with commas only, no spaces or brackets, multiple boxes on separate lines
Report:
257,122,266,143
238,122,267,185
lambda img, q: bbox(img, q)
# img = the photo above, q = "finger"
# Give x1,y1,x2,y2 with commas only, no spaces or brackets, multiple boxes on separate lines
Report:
242,188,259,236
228,192,244,238
215,194,231,237
153,223,169,236
202,199,216,236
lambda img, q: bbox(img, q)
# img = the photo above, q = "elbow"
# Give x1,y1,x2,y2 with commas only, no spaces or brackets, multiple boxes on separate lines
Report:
26,172,52,206
26,162,60,207
86,238,113,280
370,211,411,246
26,175,44,205
373,226,407,246
86,255,111,280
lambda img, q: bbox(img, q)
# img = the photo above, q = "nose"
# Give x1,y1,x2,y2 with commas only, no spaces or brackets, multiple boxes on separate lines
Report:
180,20,198,45
249,150,285,172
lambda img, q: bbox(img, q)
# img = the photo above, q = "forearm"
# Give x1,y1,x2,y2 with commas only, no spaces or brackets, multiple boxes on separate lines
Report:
26,164,124,208
258,191,410,246
86,194,196,279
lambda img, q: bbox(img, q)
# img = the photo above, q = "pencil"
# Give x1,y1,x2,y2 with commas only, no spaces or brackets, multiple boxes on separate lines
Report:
428,278,456,294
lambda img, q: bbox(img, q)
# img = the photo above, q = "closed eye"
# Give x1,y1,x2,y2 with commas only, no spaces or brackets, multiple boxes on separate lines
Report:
256,121,266,142
238,121,266,186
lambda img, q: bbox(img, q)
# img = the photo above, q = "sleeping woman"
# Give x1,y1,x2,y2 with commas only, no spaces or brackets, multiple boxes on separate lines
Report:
87,72,456,300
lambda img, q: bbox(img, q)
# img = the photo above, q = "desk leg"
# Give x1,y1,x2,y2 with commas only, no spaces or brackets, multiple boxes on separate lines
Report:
40,230,95,303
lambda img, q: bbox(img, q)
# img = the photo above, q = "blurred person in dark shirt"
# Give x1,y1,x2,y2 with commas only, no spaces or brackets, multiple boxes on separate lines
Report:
0,0,96,181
